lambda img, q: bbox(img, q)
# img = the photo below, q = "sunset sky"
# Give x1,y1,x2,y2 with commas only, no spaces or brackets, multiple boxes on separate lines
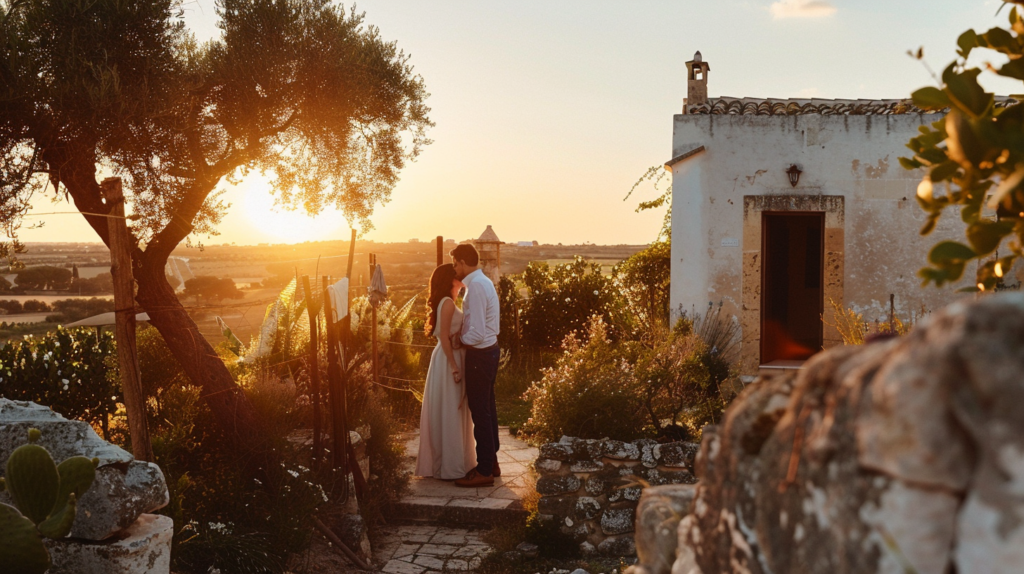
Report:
26,0,1019,246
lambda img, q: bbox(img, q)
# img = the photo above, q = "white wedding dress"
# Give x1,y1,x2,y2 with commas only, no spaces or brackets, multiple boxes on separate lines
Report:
415,297,477,479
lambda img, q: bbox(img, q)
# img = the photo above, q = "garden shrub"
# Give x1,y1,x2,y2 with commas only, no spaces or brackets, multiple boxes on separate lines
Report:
521,317,647,443
0,326,119,435
519,257,620,349
23,299,50,313
613,240,671,334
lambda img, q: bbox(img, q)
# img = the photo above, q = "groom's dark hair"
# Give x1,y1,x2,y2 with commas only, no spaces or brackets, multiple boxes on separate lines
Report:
450,244,479,267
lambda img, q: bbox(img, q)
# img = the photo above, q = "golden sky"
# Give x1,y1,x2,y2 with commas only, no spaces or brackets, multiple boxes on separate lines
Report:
25,0,1020,246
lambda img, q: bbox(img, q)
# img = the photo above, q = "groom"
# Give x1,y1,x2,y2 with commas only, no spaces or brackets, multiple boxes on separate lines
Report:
449,244,501,488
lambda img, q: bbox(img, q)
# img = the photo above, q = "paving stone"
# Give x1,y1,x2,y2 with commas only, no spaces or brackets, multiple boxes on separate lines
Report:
382,559,427,574
413,554,445,569
429,531,468,545
417,543,458,556
446,558,470,571
393,543,422,559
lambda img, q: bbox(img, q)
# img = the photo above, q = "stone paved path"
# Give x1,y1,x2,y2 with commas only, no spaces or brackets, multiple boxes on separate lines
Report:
373,524,493,573
399,426,538,514
373,426,538,573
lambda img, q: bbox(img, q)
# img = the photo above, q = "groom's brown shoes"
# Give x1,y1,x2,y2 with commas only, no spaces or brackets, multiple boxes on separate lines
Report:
492,461,501,477
455,469,494,487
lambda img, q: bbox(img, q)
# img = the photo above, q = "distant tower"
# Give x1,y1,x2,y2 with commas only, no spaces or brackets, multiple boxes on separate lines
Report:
474,225,502,283
683,51,710,113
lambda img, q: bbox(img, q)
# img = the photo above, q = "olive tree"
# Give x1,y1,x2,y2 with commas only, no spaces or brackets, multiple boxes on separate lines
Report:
0,0,431,451
902,1,1024,290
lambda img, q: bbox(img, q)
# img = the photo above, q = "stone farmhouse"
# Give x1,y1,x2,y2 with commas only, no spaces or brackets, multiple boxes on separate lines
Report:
666,51,1013,378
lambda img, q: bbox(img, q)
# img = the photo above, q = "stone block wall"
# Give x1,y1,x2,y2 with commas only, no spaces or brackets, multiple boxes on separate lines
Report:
533,436,699,557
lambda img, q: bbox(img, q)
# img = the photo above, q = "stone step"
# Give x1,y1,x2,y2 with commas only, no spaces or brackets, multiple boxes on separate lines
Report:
393,495,529,527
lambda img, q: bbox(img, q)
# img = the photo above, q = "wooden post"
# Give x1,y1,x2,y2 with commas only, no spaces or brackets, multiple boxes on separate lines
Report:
301,276,323,469
322,276,347,471
436,236,444,267
342,231,366,499
100,177,153,462
369,254,378,385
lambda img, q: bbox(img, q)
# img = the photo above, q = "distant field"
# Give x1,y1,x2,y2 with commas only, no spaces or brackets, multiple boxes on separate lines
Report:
0,294,113,304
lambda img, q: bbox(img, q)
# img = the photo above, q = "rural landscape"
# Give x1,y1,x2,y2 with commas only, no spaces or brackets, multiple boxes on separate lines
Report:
3,1,1024,574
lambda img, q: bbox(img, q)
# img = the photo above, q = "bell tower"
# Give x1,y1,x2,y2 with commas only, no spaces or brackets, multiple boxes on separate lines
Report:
683,51,710,113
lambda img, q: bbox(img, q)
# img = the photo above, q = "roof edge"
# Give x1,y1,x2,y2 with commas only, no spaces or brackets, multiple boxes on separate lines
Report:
664,145,706,169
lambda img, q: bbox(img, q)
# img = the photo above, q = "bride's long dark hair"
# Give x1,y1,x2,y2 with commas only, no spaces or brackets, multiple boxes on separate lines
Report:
425,263,457,337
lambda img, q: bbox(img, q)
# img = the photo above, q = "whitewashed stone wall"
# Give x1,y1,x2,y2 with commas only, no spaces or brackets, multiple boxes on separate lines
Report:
534,436,698,557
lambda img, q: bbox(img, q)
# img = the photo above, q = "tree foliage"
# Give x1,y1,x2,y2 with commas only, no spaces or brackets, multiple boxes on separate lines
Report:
613,240,671,332
14,265,72,290
902,1,1024,290
183,275,243,303
0,0,432,449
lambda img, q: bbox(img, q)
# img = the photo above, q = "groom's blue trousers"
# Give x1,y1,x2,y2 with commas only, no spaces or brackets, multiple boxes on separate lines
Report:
465,344,501,476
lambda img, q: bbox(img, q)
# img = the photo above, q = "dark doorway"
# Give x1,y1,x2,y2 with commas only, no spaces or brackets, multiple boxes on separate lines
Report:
761,212,824,364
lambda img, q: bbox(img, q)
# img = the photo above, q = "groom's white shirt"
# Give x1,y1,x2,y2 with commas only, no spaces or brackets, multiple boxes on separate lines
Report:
461,269,500,349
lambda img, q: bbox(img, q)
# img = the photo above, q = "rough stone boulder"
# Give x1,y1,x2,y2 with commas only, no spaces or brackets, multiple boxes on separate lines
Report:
673,294,1024,574
631,484,697,574
0,399,169,541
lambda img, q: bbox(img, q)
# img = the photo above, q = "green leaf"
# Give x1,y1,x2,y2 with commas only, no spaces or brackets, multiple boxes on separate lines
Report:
999,58,1024,81
899,156,923,170
979,27,1020,56
946,69,994,118
912,86,951,110
966,220,1015,255
945,109,986,167
930,161,959,182
928,241,976,265
958,29,979,58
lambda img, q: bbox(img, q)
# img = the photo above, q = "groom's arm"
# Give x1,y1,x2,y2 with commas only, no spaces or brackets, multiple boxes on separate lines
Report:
461,287,488,348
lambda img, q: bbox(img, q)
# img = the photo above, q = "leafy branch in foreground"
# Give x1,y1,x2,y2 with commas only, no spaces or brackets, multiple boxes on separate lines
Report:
902,1,1024,290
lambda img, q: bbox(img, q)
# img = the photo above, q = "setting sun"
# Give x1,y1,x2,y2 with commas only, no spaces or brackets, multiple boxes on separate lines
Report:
240,176,350,244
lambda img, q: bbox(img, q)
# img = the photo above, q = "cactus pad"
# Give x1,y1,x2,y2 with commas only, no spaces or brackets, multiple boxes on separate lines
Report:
0,503,50,574
4,432,59,526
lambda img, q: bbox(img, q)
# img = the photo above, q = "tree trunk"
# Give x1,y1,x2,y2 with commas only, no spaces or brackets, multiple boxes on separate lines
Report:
133,251,268,461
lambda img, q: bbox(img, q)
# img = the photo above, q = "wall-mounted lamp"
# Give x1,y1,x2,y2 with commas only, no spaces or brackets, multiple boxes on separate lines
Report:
786,164,803,188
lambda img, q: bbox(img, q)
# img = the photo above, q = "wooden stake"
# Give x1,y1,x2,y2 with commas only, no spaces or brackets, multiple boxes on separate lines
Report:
301,276,323,469
436,235,444,267
369,254,378,386
313,517,371,570
322,276,347,471
100,178,153,462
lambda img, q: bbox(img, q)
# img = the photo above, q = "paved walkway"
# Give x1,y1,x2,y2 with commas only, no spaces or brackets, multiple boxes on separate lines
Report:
399,426,538,512
373,426,538,573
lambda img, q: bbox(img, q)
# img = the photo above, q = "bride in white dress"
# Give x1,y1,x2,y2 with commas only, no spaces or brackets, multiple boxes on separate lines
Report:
415,263,477,479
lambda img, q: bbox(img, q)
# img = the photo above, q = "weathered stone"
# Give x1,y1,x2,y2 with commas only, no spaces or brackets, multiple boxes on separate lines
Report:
538,495,576,517
633,484,697,574
539,443,573,461
652,442,699,469
598,534,636,557
609,485,643,503
601,508,636,535
336,514,371,560
534,457,564,474
584,475,606,497
569,569,592,574
579,541,597,556
639,442,658,469
515,541,539,559
0,400,169,541
570,460,604,473
47,514,172,574
674,295,1024,574
644,468,696,487
573,497,603,520
536,474,581,496
603,440,641,461
560,522,590,542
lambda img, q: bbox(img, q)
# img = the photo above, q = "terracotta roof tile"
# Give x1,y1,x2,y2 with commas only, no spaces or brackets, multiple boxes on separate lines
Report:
684,96,1019,116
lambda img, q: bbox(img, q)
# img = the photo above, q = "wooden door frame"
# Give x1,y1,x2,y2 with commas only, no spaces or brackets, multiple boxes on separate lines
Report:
759,211,825,365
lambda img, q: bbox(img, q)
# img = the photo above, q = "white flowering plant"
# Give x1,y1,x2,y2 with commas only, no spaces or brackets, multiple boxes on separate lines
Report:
0,326,119,433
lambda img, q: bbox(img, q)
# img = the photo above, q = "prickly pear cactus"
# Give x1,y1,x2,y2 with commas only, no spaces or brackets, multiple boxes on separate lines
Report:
0,428,99,574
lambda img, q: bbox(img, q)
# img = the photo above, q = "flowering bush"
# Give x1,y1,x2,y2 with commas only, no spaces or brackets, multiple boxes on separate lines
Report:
0,326,119,433
613,240,671,334
521,317,647,443
519,257,620,348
